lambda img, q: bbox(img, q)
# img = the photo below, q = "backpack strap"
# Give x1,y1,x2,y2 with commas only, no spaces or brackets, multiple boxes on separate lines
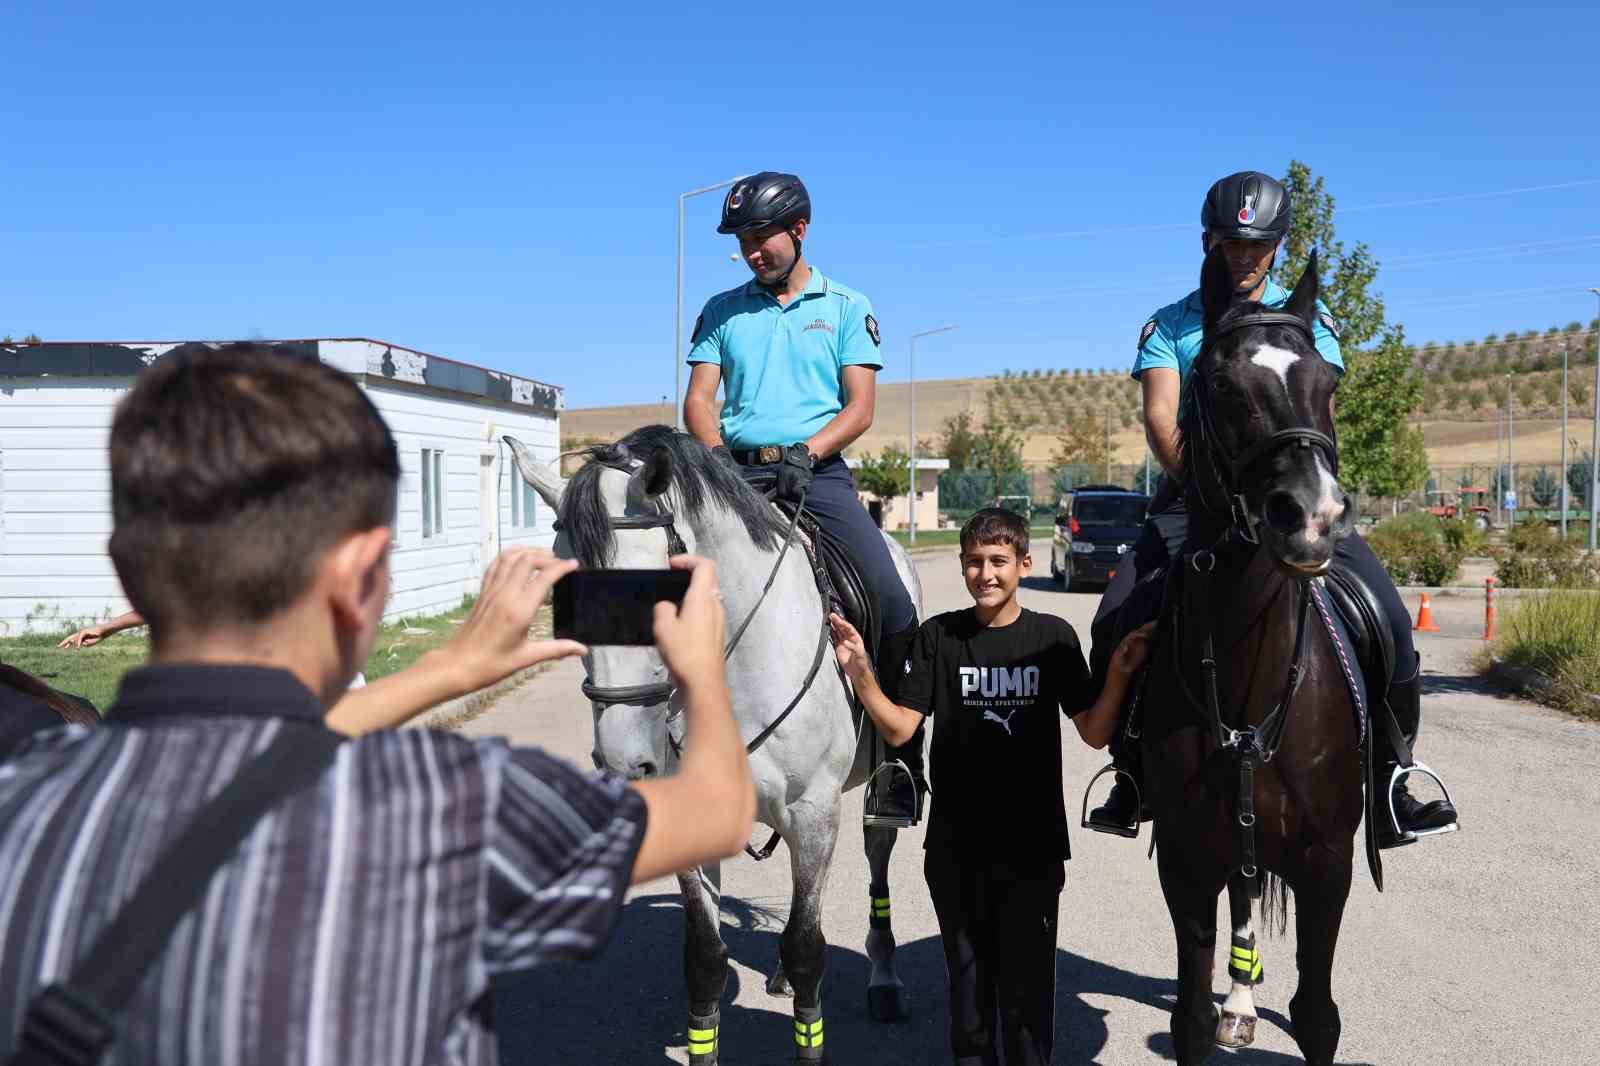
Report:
9,723,345,1066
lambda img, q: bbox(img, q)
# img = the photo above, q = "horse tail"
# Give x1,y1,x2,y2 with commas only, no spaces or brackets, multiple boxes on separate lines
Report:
1258,869,1291,936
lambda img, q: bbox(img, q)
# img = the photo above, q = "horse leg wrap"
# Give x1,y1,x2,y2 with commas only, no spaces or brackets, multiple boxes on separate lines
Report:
793,1005,825,1061
687,1009,720,1065
869,888,891,930
1228,933,1264,986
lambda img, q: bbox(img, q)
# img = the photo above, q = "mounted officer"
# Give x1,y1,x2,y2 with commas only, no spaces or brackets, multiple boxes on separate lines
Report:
684,170,924,823
1086,170,1459,848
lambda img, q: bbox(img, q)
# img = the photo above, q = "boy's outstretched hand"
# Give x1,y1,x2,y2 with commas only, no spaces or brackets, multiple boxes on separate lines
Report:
828,613,873,683
1110,622,1157,679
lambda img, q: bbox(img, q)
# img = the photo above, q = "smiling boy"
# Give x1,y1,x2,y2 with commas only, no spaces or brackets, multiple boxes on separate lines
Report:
830,507,1150,1065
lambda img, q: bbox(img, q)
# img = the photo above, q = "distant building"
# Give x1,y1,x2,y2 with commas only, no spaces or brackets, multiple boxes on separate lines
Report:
0,338,561,635
845,456,950,531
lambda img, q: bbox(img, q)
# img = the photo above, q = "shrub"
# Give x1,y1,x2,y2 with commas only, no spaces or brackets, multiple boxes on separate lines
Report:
1492,591,1600,719
1495,519,1600,588
1365,513,1467,586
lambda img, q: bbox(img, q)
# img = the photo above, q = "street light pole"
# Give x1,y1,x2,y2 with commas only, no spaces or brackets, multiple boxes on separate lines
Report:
908,324,958,546
1590,289,1600,551
1561,337,1570,540
1508,374,1515,521
675,176,746,431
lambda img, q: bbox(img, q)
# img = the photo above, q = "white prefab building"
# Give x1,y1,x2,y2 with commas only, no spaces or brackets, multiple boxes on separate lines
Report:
0,339,562,635
845,457,950,531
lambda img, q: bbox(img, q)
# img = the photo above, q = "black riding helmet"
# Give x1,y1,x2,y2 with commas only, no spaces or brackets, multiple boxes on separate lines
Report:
719,171,811,289
1202,171,1292,242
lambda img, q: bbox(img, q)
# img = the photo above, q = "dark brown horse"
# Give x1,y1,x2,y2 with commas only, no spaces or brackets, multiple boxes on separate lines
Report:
1142,248,1363,1066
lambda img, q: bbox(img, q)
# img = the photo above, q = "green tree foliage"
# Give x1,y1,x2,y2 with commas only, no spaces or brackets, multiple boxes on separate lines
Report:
1531,467,1560,507
1337,326,1428,499
1568,453,1593,508
1571,381,1591,408
971,406,1027,485
854,443,909,501
938,412,979,471
1275,161,1385,350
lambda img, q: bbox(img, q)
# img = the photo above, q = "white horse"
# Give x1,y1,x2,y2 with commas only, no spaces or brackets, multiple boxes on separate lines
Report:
511,425,923,1065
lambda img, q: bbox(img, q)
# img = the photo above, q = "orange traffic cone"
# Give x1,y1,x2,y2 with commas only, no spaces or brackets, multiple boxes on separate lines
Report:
1414,593,1441,633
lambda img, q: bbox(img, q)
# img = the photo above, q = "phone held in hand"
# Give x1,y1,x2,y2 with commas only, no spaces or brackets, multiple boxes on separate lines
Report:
552,569,692,646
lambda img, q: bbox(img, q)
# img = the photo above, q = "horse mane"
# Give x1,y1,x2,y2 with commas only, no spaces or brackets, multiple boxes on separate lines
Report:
560,424,790,568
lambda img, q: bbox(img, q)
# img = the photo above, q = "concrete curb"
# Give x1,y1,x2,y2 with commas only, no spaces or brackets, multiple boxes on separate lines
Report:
1395,585,1577,600
404,662,552,733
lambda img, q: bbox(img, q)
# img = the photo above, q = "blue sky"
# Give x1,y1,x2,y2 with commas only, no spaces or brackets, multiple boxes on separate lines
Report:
5,1,1598,408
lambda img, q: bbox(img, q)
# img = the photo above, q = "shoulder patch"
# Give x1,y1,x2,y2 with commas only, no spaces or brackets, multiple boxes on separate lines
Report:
865,314,881,347
1138,318,1158,350
690,312,705,345
1318,310,1341,341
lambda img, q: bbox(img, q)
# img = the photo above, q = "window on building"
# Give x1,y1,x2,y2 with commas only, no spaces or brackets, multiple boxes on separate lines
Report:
422,448,445,539
509,464,539,530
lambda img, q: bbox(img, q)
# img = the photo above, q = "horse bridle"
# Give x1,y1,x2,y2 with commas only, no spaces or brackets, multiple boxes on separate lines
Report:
1189,311,1340,545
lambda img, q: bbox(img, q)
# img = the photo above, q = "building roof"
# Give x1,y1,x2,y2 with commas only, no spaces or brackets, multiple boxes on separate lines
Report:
843,456,950,471
0,337,562,414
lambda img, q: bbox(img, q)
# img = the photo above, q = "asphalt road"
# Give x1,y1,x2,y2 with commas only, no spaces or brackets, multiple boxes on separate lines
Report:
464,552,1599,1065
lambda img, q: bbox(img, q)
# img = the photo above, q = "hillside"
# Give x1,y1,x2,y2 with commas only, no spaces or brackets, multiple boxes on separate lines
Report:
563,322,1600,471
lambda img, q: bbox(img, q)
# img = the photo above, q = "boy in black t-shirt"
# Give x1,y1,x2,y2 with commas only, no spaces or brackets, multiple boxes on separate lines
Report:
830,508,1151,1066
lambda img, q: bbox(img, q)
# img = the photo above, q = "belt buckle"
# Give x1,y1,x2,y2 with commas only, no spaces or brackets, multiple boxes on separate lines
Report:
757,445,783,465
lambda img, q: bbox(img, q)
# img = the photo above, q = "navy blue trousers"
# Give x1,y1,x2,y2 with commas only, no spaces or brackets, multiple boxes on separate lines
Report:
740,455,917,634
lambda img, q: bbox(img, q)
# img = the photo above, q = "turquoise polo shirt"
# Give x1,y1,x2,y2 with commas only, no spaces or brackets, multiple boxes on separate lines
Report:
1131,277,1345,384
687,267,882,450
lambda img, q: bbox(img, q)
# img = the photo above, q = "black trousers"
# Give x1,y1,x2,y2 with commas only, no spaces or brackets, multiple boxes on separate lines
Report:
925,849,1064,1066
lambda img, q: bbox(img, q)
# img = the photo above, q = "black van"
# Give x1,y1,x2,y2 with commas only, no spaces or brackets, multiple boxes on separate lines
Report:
1049,486,1150,591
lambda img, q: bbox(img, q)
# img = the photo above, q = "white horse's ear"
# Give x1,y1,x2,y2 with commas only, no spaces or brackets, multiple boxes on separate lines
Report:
503,435,567,510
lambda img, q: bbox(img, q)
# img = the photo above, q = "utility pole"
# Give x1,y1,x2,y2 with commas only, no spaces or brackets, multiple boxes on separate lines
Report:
1103,406,1111,482
908,325,958,545
675,176,745,430
1590,291,1600,552
1562,337,1570,539
1508,374,1515,522
1495,404,1503,526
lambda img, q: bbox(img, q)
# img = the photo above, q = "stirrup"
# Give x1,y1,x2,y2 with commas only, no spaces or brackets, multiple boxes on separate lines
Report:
862,759,920,830
1386,761,1460,843
1080,763,1142,839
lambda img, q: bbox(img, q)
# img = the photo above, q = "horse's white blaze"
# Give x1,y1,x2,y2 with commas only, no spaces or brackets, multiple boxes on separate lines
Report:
1250,344,1300,391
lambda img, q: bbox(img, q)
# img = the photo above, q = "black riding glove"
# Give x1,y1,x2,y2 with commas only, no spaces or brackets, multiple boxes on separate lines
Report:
711,444,739,472
775,444,816,502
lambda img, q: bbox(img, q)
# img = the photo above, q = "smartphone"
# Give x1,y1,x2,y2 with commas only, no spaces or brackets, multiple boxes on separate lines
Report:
552,569,692,646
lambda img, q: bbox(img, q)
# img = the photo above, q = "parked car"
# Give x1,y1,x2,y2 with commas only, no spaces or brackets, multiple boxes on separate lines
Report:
1050,486,1150,591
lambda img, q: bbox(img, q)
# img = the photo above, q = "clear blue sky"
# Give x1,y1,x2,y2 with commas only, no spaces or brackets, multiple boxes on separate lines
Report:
6,1,1598,408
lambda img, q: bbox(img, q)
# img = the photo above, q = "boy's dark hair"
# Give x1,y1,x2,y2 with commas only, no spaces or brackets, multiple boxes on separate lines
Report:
109,344,400,639
959,507,1029,558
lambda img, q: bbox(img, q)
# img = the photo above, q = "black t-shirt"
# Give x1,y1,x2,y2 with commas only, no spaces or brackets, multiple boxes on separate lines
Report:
899,606,1093,860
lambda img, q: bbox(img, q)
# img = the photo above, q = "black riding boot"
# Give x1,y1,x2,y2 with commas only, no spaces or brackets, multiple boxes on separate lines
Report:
1376,654,1459,849
865,622,926,827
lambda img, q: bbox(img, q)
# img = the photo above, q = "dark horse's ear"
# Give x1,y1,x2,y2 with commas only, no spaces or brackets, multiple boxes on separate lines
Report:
1199,244,1239,332
1285,248,1320,326
641,446,673,499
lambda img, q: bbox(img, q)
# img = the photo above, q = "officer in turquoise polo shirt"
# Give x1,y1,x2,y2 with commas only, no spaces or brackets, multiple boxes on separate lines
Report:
1086,171,1457,847
684,171,924,823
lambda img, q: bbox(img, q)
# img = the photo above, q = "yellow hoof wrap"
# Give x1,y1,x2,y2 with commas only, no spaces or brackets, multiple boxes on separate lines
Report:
794,1016,824,1049
1229,941,1264,984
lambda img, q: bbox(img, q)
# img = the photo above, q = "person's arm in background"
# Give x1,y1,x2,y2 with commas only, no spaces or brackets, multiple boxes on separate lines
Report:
324,549,586,735
1069,623,1155,749
58,610,145,649
804,366,876,460
1141,369,1183,480
627,555,756,882
826,612,923,746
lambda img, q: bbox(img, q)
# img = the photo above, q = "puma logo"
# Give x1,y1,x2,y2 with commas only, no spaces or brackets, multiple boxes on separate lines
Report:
983,708,1020,735
959,666,1040,699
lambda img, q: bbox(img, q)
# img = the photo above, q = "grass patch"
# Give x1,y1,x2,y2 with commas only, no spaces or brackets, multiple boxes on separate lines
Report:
1490,590,1600,720
0,595,552,714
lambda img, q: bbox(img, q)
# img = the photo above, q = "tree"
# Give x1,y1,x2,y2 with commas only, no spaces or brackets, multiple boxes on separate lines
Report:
1336,325,1428,499
855,443,910,502
938,411,980,471
1531,466,1560,507
1568,453,1593,508
971,406,1027,488
1572,381,1591,409
1275,161,1385,350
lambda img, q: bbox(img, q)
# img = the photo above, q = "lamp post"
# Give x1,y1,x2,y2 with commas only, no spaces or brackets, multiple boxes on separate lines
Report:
1507,374,1515,522
675,176,746,430
1589,289,1600,551
1561,337,1569,540
908,324,958,545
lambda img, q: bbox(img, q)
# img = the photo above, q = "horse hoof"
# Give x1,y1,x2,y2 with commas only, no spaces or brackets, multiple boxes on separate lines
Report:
766,970,793,997
867,983,911,1023
1215,1009,1257,1048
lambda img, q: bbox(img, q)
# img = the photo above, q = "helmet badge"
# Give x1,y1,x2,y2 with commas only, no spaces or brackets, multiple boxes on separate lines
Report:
729,188,745,210
1238,192,1257,225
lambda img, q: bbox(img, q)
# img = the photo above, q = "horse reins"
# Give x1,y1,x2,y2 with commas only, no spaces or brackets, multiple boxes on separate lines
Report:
1177,309,1332,892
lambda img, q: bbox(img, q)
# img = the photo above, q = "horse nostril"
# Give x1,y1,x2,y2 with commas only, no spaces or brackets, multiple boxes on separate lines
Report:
636,761,658,779
1264,491,1305,534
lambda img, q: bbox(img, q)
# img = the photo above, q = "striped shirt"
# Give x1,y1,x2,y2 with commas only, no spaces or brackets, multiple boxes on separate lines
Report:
0,664,647,1064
